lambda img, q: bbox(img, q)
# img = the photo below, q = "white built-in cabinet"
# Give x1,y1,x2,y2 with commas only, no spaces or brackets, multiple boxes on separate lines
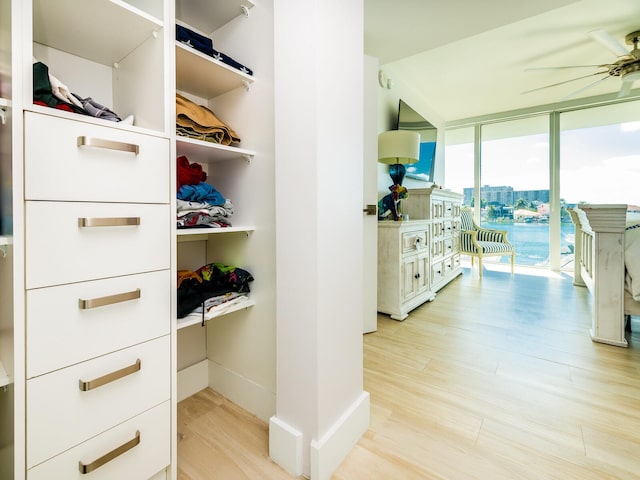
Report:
173,0,268,407
4,0,173,478
174,0,257,331
3,0,274,478
377,187,463,320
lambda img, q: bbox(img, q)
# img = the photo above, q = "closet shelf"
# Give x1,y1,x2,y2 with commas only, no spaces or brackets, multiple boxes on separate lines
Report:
177,296,255,330
177,136,255,162
176,42,254,99
176,0,255,35
177,226,255,242
33,0,164,67
26,104,167,137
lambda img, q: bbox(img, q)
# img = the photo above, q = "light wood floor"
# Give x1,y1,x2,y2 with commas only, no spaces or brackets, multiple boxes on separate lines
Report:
177,265,640,479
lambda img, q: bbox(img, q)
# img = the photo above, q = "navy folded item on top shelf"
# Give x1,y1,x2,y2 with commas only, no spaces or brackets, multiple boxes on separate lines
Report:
211,49,253,76
175,23,254,76
176,24,214,56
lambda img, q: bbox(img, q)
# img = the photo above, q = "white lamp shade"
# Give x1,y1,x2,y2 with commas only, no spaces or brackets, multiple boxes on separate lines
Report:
378,130,420,165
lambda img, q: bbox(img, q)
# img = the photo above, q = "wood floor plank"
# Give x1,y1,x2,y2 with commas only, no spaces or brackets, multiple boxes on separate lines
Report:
178,266,640,479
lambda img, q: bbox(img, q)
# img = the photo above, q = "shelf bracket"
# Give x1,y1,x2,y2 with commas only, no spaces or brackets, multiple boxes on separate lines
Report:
242,80,251,92
241,5,250,17
242,154,252,164
0,245,6,258
0,108,6,125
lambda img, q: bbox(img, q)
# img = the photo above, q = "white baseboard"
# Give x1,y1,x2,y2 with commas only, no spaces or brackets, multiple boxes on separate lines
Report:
207,359,276,423
176,359,208,402
310,391,370,480
269,416,303,477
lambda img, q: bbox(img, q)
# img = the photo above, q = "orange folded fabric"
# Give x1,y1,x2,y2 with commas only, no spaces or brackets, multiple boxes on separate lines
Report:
176,93,240,145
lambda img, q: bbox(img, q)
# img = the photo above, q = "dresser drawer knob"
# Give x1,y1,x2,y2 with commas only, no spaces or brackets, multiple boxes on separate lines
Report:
78,430,140,474
77,136,139,154
79,358,141,391
78,217,140,227
79,288,141,309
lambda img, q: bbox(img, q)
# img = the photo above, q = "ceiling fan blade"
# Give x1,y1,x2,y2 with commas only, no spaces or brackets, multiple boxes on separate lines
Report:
521,71,608,94
589,29,629,57
559,75,611,101
618,80,634,98
526,65,610,71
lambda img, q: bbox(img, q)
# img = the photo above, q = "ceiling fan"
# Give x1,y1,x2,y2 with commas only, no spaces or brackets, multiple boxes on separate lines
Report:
523,29,640,99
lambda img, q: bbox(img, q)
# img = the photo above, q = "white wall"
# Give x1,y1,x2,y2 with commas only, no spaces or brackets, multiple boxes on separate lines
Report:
271,0,369,478
375,64,447,197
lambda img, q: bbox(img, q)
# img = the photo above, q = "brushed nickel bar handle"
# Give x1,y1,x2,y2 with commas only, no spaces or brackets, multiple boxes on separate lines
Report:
77,136,139,154
79,359,141,392
78,217,140,227
78,430,140,474
79,288,141,310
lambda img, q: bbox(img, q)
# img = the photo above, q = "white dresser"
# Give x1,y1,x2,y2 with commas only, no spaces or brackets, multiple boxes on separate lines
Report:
377,187,463,320
2,0,174,477
23,114,172,478
377,220,435,320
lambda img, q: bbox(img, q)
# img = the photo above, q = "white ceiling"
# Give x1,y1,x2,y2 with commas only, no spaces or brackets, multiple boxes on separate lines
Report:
364,0,640,122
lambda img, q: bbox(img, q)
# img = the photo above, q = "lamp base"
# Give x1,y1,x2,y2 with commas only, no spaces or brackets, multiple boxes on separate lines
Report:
388,163,406,186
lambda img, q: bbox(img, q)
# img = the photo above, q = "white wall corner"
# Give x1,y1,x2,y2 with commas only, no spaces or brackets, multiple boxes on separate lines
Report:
176,359,209,402
208,360,276,423
310,391,370,480
269,416,303,477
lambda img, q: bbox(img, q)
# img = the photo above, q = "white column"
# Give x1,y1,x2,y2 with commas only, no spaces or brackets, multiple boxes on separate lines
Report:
270,1,370,479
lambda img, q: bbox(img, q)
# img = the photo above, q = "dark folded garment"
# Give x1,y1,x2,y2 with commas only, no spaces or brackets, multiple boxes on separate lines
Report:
175,23,254,76
211,49,253,76
176,24,214,56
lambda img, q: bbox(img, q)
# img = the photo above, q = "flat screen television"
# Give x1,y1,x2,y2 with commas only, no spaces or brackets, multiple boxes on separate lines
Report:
396,99,437,182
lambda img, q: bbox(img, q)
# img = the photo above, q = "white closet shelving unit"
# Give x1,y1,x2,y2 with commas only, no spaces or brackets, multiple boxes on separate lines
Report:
6,0,174,479
175,0,256,329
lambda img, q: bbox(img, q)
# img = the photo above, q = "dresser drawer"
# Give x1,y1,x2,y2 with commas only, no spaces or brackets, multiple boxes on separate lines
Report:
24,112,169,203
25,201,170,289
27,401,170,480
26,336,170,468
26,270,171,378
401,229,427,255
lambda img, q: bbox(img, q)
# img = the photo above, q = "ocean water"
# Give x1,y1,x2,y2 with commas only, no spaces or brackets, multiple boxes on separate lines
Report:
482,222,575,267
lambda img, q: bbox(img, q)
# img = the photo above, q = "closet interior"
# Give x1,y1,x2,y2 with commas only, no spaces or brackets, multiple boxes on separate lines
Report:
0,0,276,478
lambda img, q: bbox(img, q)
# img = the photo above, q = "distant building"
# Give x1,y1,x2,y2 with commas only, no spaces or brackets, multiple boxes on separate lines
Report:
514,189,549,204
463,185,550,207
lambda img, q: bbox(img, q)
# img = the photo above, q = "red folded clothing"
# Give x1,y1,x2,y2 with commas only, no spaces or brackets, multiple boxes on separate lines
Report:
177,155,207,190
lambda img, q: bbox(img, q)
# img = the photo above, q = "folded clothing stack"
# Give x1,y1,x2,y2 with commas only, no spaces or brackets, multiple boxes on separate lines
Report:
176,24,253,76
176,155,234,229
176,93,240,146
177,263,254,318
33,61,128,123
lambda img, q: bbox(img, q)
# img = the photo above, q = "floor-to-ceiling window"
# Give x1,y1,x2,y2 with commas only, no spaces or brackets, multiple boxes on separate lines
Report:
560,100,640,206
445,97,640,272
443,127,474,205
479,116,551,267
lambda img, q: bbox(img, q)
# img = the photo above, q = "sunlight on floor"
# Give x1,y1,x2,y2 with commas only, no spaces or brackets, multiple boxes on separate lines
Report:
460,257,573,280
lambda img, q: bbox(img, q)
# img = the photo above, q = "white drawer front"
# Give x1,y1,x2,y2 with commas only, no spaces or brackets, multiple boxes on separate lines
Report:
25,201,170,288
24,112,169,203
401,230,427,255
27,401,170,480
27,270,171,378
27,336,170,468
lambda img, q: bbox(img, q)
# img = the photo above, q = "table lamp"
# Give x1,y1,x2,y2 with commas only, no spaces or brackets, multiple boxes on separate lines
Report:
378,130,420,186
378,130,420,221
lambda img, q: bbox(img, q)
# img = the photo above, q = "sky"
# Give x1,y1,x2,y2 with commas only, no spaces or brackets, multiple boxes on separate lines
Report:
445,121,640,205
